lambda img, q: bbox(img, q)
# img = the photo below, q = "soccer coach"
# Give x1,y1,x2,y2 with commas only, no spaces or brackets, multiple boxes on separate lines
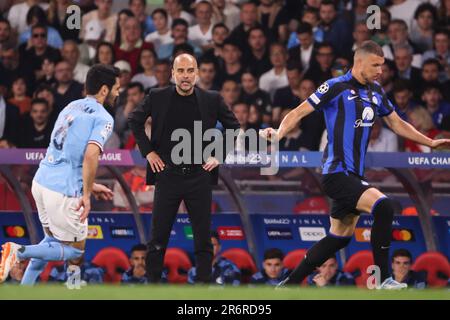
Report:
128,54,240,283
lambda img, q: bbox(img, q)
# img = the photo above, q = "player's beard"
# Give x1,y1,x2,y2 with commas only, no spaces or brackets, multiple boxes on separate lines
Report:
104,90,117,108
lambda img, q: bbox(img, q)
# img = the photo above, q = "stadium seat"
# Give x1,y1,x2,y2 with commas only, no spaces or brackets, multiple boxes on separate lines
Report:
91,247,130,283
163,247,192,284
40,261,65,282
221,248,257,283
343,250,374,288
283,249,307,270
412,252,450,287
282,249,307,285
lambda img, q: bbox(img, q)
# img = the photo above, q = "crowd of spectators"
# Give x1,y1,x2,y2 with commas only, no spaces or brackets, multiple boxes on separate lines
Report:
0,0,448,153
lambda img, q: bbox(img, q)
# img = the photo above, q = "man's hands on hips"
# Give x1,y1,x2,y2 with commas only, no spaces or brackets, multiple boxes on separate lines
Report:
147,151,166,172
203,157,219,171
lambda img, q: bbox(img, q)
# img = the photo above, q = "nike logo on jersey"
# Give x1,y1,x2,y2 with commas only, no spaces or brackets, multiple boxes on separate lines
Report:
348,95,359,100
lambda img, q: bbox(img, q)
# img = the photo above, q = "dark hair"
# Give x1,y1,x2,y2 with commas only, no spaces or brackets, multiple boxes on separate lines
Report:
11,75,27,85
130,244,147,255
129,0,146,6
392,79,412,94
152,8,168,20
356,40,384,57
297,22,313,35
118,8,134,17
31,23,48,35
391,249,412,262
31,97,49,109
115,9,134,45
171,18,189,29
232,101,249,110
422,81,442,95
0,17,10,27
26,5,48,26
196,0,213,9
85,64,120,95
414,3,438,22
241,68,257,79
383,59,396,71
155,58,171,68
248,26,267,38
320,0,337,10
222,38,240,49
127,81,145,93
94,41,116,64
198,57,216,68
380,7,391,21
303,6,319,20
286,59,303,73
33,83,54,98
434,28,449,39
263,248,284,261
422,58,442,70
212,22,229,33
390,19,408,30
316,41,334,52
136,47,157,73
172,42,194,57
210,230,220,243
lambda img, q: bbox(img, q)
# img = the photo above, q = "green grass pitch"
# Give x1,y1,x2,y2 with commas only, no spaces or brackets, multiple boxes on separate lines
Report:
0,284,448,300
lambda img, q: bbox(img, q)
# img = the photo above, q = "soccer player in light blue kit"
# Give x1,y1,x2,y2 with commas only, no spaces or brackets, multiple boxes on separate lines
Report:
0,64,120,284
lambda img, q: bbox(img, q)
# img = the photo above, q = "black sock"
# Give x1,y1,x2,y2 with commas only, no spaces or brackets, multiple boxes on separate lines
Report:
371,197,394,282
286,234,352,284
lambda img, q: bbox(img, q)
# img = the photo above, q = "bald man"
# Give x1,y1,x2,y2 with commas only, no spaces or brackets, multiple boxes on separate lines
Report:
128,54,240,283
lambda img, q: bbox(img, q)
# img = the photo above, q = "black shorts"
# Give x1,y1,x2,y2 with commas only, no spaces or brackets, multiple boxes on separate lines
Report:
321,172,372,220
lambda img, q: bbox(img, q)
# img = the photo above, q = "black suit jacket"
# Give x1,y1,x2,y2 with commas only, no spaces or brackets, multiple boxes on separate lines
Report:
288,42,319,71
1,102,20,146
128,86,240,185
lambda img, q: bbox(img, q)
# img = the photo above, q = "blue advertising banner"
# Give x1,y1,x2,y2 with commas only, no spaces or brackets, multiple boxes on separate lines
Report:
0,212,434,264
432,216,450,259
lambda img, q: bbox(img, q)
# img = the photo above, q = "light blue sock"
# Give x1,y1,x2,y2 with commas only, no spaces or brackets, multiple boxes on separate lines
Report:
17,239,84,261
20,235,55,285
21,258,47,285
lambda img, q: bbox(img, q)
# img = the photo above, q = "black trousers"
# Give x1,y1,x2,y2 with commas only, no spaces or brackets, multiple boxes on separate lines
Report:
146,166,213,283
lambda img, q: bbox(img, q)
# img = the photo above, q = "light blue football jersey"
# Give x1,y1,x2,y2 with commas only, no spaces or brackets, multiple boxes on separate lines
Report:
34,96,114,197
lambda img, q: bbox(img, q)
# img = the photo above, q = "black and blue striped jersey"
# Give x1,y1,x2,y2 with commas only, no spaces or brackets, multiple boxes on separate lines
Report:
307,70,395,177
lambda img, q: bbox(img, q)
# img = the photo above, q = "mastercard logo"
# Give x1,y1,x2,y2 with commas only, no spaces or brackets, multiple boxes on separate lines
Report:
392,229,415,241
3,226,27,238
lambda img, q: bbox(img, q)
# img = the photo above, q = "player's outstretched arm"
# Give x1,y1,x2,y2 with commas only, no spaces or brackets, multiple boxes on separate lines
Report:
77,143,102,223
384,111,450,149
261,100,315,141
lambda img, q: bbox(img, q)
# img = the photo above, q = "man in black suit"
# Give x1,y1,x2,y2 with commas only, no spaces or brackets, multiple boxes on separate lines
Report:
288,22,318,73
393,44,423,92
0,94,20,148
128,54,240,283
